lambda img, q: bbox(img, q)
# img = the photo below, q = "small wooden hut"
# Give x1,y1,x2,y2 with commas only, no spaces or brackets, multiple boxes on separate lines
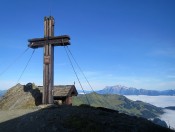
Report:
53,85,78,105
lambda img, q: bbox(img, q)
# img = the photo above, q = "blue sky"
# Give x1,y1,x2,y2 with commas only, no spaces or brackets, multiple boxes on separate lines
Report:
0,0,175,90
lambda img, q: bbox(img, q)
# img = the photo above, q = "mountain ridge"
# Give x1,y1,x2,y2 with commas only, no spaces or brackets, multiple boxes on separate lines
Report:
0,83,164,119
0,83,173,131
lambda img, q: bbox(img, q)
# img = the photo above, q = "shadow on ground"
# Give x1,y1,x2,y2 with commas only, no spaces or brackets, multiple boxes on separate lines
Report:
0,105,174,132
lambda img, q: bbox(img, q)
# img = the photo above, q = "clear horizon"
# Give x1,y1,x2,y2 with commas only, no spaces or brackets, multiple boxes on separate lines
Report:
0,0,175,90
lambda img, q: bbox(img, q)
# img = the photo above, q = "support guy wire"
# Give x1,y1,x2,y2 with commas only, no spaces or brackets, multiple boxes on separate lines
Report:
64,46,90,105
66,46,115,109
17,49,35,83
0,47,29,77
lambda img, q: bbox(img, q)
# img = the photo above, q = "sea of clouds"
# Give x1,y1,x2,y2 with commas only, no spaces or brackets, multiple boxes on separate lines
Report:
125,95,175,129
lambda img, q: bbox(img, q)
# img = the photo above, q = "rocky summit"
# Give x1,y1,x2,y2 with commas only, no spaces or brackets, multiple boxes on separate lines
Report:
0,83,42,110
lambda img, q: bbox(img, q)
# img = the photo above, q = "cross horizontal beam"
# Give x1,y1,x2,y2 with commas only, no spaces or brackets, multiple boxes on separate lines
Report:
28,35,70,49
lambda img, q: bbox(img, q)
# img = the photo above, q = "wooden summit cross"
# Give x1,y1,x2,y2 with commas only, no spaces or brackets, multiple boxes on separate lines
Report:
28,16,70,104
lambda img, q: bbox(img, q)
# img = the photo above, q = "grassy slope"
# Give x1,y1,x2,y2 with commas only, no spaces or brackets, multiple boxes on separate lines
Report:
73,93,163,119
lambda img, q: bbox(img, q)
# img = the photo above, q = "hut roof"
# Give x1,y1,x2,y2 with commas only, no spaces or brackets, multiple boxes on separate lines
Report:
54,85,78,97
38,85,78,97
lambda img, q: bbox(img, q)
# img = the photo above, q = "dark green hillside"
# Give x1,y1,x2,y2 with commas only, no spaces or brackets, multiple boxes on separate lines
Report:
72,93,163,119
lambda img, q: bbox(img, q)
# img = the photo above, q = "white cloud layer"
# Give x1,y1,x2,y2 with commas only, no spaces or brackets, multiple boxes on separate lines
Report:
125,95,175,129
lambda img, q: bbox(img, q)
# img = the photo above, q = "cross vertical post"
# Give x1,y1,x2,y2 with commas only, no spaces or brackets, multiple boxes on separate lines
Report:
43,16,54,104
28,16,70,105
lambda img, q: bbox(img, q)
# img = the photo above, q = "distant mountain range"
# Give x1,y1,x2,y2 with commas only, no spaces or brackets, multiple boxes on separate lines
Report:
1,84,175,97
97,85,175,96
